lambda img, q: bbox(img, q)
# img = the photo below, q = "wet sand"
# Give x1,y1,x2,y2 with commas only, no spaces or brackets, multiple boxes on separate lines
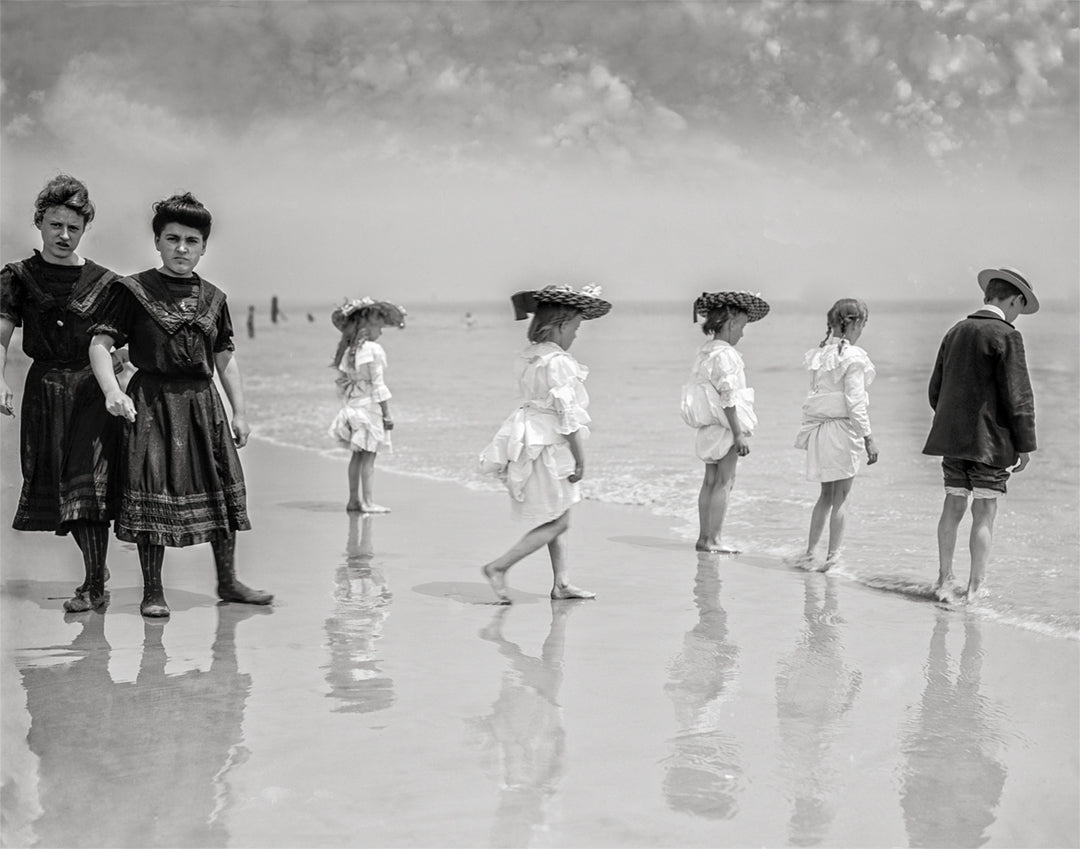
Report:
1,372,1077,847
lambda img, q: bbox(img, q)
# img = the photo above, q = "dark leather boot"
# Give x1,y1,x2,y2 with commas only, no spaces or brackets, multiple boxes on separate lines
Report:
138,543,170,618
213,534,273,605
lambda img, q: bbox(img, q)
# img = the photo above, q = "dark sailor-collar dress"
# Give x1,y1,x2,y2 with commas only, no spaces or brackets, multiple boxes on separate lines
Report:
91,269,251,546
0,251,120,532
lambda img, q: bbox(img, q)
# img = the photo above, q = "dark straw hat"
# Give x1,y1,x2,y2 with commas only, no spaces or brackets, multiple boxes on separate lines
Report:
693,291,770,323
331,297,408,331
977,267,1039,314
511,284,612,321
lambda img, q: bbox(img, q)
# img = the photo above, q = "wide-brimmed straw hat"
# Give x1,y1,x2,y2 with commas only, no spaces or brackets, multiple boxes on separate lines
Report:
977,267,1039,315
693,291,770,323
511,284,612,321
331,297,408,331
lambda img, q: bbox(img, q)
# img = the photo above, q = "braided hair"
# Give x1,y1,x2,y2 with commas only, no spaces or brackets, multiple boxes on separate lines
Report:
819,298,869,354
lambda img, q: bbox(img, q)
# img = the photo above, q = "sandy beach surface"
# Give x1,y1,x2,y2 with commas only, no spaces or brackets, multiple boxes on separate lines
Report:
1,367,1077,848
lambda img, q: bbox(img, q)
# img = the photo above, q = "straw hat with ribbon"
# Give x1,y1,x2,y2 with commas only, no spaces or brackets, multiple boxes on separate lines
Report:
976,267,1039,315
692,291,771,323
510,284,612,321
331,297,408,331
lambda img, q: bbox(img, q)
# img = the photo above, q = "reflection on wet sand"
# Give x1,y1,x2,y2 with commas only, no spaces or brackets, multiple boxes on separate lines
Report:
662,553,743,820
901,613,1008,848
470,603,577,847
323,514,394,714
774,575,862,846
17,607,258,847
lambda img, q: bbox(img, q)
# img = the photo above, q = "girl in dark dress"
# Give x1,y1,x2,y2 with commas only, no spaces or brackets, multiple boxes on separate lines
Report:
89,192,271,617
0,174,121,612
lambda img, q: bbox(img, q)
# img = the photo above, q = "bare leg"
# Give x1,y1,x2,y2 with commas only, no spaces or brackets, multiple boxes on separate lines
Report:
935,493,968,602
359,450,389,513
823,477,855,567
695,448,739,552
482,512,570,604
346,451,363,512
549,529,595,600
804,483,831,562
967,497,998,600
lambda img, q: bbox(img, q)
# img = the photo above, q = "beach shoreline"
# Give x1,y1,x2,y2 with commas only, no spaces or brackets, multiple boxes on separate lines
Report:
1,348,1078,847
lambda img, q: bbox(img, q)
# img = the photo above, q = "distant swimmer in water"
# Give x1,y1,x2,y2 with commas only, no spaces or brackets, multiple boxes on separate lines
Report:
479,285,611,603
327,297,407,514
922,268,1039,605
680,290,770,555
463,311,478,329
794,299,879,571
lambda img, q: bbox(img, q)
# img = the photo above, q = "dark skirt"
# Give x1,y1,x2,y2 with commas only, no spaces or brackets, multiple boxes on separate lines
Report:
116,371,250,547
13,361,119,533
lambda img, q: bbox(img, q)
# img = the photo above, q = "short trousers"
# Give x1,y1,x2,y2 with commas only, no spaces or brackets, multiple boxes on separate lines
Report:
941,457,1009,498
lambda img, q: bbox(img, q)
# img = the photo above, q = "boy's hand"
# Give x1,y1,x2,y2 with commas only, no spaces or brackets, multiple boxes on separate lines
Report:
0,380,13,416
1013,452,1030,473
232,413,250,448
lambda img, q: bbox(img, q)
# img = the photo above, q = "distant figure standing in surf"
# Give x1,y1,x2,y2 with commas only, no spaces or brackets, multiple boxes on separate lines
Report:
327,297,406,514
680,291,770,555
479,284,611,604
923,268,1038,604
794,299,879,570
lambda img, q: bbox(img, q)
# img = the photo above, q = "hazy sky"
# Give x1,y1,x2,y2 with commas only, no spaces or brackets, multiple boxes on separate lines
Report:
2,0,1077,306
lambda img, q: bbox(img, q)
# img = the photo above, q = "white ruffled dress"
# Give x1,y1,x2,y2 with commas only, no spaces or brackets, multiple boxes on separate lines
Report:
794,340,876,482
328,341,393,453
680,339,757,463
479,342,591,525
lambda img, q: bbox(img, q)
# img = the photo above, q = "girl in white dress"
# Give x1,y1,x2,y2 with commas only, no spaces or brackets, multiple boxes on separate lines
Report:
328,297,406,513
480,284,611,604
681,291,770,554
794,298,879,569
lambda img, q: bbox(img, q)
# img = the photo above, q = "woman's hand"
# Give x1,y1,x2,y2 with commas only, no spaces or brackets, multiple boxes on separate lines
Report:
231,413,250,448
568,462,585,483
0,379,14,417
104,389,136,422
382,416,394,431
733,433,751,457
864,435,879,465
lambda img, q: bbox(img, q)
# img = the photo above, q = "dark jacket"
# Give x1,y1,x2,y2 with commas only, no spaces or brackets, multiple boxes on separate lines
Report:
922,310,1036,466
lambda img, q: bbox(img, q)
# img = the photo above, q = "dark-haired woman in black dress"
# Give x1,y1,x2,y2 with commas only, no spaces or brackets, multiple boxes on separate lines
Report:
89,192,271,617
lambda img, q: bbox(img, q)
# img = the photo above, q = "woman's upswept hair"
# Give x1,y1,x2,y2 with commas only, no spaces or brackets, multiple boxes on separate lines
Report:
819,298,869,352
702,304,746,336
527,302,581,344
34,174,95,226
152,192,212,241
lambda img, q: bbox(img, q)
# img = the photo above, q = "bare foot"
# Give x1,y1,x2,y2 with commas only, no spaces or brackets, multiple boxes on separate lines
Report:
361,502,391,514
551,583,596,600
793,552,816,571
822,551,842,571
346,500,362,513
482,563,512,604
934,580,965,605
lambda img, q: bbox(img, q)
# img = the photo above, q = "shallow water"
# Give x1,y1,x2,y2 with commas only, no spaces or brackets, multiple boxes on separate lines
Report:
240,298,1079,640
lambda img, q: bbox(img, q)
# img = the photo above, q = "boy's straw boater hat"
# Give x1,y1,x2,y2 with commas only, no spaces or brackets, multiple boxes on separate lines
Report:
977,267,1039,314
511,284,612,321
331,297,408,331
693,291,771,323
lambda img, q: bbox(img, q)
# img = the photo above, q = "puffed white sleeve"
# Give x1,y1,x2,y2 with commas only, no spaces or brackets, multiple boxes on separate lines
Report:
546,353,591,435
369,343,392,402
842,355,874,437
706,347,742,408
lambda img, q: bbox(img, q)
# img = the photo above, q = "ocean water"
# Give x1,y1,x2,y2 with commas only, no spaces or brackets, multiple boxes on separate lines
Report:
239,299,1079,640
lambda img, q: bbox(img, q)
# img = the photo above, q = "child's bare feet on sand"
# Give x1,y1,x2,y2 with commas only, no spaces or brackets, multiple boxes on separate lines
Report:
551,583,596,600
934,580,966,604
346,500,363,513
361,502,390,514
482,563,512,604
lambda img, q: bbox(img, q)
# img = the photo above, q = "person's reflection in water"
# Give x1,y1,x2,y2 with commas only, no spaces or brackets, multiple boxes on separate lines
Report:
19,606,259,847
662,553,743,819
323,513,394,713
471,602,578,847
900,613,1007,848
774,574,862,846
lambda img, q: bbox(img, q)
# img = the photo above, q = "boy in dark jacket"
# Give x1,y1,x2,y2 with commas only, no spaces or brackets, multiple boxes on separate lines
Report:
923,267,1038,603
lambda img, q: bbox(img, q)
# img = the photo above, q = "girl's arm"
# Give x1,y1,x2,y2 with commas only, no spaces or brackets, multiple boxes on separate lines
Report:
214,349,250,448
722,405,750,456
90,333,136,421
843,364,878,464
379,400,393,431
0,317,14,416
566,429,585,482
